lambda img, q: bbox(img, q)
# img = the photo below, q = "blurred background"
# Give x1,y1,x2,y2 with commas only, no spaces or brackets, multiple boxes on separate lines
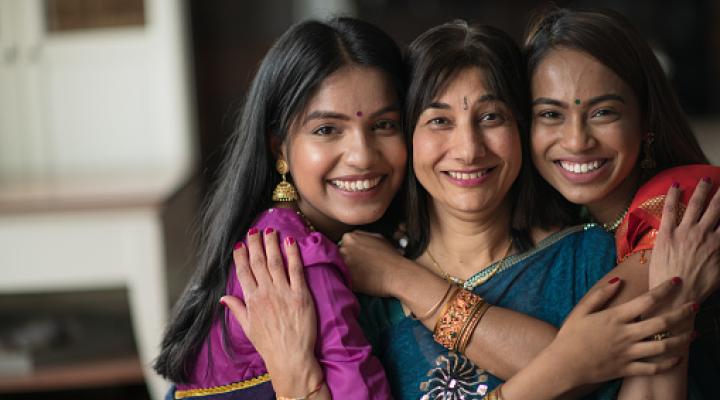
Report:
0,0,718,399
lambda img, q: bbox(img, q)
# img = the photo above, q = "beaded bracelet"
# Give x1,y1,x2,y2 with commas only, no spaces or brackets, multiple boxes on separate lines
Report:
276,380,324,400
433,288,485,350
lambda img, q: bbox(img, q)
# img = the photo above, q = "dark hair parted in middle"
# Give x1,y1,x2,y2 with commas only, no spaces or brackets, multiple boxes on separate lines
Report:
403,20,574,258
524,7,708,174
154,17,406,383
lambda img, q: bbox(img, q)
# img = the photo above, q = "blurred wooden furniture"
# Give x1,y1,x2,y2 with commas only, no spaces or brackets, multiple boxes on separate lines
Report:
0,1,195,399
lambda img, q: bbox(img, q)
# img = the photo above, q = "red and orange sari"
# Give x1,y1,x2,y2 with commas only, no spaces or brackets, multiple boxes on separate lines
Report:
616,164,720,263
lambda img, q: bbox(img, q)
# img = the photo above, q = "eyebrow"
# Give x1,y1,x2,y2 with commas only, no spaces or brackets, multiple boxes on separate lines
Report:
426,94,499,110
302,104,399,125
532,94,626,108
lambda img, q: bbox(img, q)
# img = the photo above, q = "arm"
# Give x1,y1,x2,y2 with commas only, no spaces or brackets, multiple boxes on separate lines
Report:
620,178,720,399
499,278,694,400
339,232,645,380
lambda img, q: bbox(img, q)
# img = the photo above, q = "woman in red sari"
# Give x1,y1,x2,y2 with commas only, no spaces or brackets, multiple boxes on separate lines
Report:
525,7,720,398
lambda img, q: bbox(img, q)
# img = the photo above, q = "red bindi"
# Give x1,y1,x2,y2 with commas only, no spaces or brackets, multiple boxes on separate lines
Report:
356,111,363,117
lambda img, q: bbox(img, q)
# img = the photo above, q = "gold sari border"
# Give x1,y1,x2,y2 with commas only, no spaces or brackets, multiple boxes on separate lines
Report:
175,373,271,399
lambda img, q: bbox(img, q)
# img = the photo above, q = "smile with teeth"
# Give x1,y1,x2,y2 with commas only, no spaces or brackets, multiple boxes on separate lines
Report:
558,160,605,174
330,176,382,192
447,170,489,180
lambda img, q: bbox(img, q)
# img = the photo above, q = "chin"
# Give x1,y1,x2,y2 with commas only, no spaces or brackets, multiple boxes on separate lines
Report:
557,186,605,206
335,207,387,226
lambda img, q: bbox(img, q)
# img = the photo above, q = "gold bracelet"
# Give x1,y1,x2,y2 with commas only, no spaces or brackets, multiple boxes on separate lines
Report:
412,282,455,321
433,288,484,350
276,380,324,400
456,301,491,353
485,384,505,400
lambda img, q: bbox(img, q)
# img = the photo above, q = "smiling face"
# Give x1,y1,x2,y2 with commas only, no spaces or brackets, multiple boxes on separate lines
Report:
530,48,643,213
412,67,521,217
281,65,406,237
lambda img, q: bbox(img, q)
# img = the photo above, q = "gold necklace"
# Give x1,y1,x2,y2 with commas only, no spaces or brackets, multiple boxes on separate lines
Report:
295,209,316,232
426,239,513,287
600,203,630,233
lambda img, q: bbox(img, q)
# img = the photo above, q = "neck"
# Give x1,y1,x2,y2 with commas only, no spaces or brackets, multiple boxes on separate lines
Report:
587,168,640,227
422,200,513,280
291,200,350,242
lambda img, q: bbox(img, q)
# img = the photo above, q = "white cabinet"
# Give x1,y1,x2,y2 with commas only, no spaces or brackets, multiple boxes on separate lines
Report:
0,0,195,179
0,1,196,399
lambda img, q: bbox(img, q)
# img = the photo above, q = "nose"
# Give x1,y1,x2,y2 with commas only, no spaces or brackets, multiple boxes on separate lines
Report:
559,116,596,152
448,120,486,163
344,128,377,169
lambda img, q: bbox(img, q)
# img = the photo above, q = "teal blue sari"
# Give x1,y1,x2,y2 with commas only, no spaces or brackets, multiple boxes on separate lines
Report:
360,224,620,399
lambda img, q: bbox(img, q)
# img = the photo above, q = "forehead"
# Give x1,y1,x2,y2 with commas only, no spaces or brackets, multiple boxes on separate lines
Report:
531,48,632,99
304,65,397,112
434,67,490,100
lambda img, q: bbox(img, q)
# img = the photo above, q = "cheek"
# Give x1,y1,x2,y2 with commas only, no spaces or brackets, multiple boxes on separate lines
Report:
289,142,332,187
382,137,407,173
412,132,438,173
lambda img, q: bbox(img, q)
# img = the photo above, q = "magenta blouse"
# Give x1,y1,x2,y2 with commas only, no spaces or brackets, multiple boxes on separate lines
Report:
174,207,391,399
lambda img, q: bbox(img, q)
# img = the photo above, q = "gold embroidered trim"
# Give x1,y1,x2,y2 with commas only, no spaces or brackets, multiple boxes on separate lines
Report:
175,374,271,399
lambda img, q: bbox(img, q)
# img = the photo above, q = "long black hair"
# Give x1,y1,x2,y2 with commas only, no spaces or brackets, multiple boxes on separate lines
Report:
403,21,565,258
524,6,709,175
154,17,405,383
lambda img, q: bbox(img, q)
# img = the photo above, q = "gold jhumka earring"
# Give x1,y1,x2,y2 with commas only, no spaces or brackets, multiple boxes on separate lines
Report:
272,159,298,202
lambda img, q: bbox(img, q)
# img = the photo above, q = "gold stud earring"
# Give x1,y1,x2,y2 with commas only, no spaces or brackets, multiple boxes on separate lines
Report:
272,159,298,202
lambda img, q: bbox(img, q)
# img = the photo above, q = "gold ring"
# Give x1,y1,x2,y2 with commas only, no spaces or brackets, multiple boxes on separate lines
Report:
652,331,672,341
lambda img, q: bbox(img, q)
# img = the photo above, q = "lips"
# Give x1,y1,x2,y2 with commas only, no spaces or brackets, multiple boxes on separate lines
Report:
329,176,383,192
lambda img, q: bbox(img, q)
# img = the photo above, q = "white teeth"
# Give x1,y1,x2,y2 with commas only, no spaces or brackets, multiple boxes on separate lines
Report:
448,170,486,180
330,177,382,192
559,160,603,174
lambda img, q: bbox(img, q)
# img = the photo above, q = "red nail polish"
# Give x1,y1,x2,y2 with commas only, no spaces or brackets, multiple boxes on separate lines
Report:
608,277,620,284
219,297,226,306
671,181,680,189
691,302,700,312
286,236,295,246
264,227,274,235
671,276,682,285
233,242,244,250
702,176,712,184
248,227,258,236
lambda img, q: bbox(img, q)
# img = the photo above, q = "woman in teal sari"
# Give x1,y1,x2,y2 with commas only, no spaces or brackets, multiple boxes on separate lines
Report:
221,19,704,400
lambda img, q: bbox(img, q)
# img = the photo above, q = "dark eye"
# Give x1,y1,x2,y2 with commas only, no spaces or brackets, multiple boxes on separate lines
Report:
373,119,400,132
479,112,506,125
312,125,337,136
591,109,615,118
538,110,561,119
427,117,450,126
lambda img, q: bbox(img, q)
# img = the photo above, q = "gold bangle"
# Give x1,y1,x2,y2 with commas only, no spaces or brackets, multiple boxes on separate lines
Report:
412,282,455,321
276,380,324,400
433,289,484,350
486,384,505,400
456,302,491,353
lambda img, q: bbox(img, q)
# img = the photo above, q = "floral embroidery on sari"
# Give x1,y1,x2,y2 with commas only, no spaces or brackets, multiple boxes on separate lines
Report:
419,352,490,399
